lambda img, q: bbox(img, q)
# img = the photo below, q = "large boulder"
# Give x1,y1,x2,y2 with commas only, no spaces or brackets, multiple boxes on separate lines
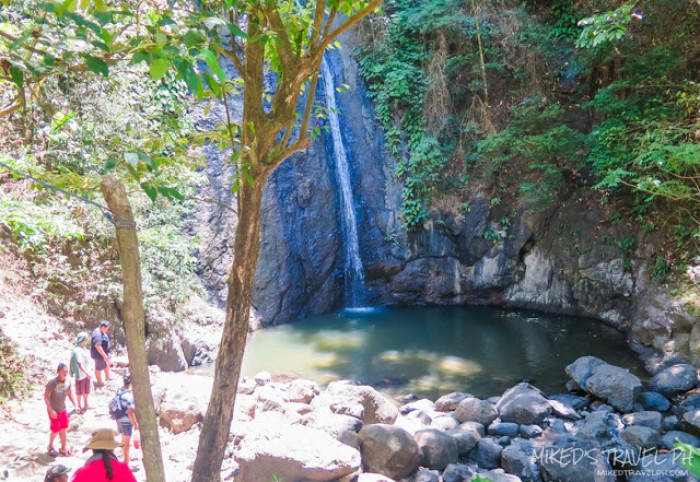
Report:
584,364,642,412
359,424,421,480
537,440,614,482
467,438,503,470
497,383,552,425
455,398,498,426
147,331,188,372
620,425,661,449
414,429,458,471
647,364,698,397
234,423,361,482
566,356,607,389
501,439,542,482
435,392,473,412
449,422,482,455
314,382,399,425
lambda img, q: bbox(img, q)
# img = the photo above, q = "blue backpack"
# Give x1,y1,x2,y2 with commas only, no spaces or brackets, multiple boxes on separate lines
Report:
108,389,128,419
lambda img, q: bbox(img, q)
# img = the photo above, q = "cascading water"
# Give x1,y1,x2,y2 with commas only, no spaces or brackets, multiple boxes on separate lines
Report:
320,57,366,308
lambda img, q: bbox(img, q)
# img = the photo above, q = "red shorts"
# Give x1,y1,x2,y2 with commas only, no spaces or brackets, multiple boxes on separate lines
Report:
75,378,91,395
49,411,69,433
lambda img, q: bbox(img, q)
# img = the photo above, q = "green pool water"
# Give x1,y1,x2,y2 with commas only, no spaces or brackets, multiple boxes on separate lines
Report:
239,305,646,400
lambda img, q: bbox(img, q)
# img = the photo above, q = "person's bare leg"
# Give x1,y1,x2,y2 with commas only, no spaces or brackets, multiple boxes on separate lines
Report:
48,431,57,452
104,364,112,381
94,368,103,386
59,429,67,452
122,435,131,465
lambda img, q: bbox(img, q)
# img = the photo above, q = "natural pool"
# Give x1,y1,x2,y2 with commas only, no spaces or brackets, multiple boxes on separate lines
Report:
241,306,647,400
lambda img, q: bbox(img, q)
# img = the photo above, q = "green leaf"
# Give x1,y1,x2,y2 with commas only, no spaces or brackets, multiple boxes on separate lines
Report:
202,71,221,96
43,55,58,67
141,182,158,202
104,157,119,171
182,30,205,48
227,23,248,39
83,55,109,77
174,58,203,99
124,152,139,168
149,58,169,81
155,32,167,47
91,40,110,52
244,171,255,187
129,50,149,66
8,66,23,87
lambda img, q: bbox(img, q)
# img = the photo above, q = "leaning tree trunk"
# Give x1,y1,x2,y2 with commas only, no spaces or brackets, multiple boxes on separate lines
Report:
191,178,265,482
100,176,165,482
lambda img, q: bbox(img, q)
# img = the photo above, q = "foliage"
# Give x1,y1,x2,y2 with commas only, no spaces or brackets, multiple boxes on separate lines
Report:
576,2,635,48
676,441,700,477
0,329,32,405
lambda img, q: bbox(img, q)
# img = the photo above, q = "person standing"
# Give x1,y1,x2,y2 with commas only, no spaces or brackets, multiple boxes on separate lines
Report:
44,363,77,457
91,320,112,387
71,428,136,482
114,372,138,466
71,332,93,412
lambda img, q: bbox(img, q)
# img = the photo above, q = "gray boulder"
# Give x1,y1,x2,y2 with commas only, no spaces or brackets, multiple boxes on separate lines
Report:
620,425,661,449
639,391,671,412
414,470,441,482
577,411,612,442
622,411,663,431
647,364,698,397
442,464,475,482
316,382,399,425
628,452,694,482
298,412,363,438
449,422,482,455
286,379,320,403
358,424,421,480
414,428,459,471
478,469,525,482
233,423,361,482
430,414,460,432
147,331,188,372
502,439,542,482
468,438,503,470
489,422,520,437
682,409,700,435
435,392,473,412
566,356,606,388
497,383,552,425
584,364,642,412
537,440,614,482
520,425,543,439
455,398,499,426
400,399,435,414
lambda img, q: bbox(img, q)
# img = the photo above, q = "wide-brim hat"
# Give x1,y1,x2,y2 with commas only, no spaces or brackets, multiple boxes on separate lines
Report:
83,428,122,452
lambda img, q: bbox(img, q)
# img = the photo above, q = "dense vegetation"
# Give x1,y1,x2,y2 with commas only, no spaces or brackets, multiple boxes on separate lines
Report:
356,0,700,276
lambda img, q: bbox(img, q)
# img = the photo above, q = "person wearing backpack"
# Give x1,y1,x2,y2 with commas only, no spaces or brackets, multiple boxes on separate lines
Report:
71,332,93,413
110,372,138,466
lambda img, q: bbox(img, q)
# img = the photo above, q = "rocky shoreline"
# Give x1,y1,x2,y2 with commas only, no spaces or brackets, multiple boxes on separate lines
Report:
162,356,700,482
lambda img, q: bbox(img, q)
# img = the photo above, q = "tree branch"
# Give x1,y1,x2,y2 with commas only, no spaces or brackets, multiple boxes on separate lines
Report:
319,0,382,53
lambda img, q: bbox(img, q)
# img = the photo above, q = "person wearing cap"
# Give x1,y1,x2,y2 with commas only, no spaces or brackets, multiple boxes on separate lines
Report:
114,372,138,465
91,320,112,387
44,463,71,482
71,428,136,482
44,363,77,457
71,332,93,413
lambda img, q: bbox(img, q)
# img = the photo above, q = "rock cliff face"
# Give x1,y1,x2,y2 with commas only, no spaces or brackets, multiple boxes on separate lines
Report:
193,37,699,366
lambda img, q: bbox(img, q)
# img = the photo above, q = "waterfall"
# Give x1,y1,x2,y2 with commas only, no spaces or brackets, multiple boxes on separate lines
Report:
320,57,366,308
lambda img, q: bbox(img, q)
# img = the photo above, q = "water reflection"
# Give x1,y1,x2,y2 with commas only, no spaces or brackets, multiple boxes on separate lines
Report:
240,306,646,400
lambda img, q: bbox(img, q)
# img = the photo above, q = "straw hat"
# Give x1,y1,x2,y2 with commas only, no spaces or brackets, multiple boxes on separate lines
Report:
83,428,122,452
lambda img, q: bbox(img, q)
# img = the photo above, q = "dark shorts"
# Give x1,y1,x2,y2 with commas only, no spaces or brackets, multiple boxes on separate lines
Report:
117,419,133,437
94,357,107,370
75,377,91,395
49,411,69,433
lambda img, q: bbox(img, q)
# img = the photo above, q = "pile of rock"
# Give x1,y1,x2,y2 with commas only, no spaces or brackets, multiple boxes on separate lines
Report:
154,357,700,482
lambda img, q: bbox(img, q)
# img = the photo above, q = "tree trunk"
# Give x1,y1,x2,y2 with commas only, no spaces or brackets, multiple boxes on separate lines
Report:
191,178,264,482
100,176,165,482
